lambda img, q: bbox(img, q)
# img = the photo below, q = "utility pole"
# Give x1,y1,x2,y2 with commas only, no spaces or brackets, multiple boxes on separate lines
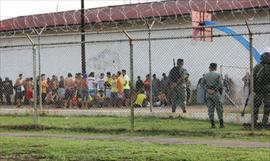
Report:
56,0,60,12
81,0,86,74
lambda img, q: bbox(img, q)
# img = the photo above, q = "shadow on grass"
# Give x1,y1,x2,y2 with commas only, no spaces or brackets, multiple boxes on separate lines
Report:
1,124,269,139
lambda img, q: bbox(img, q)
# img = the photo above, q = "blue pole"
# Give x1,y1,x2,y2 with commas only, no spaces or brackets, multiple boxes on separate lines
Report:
203,21,261,63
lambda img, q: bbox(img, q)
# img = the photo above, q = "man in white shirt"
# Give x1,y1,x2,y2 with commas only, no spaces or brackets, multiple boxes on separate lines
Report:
88,72,96,97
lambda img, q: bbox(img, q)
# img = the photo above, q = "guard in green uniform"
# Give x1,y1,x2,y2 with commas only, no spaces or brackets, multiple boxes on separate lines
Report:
202,63,224,128
168,59,188,113
254,48,270,127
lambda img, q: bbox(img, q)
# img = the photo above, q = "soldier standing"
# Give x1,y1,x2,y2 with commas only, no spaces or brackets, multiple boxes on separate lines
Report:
253,48,270,127
168,59,188,113
202,63,224,128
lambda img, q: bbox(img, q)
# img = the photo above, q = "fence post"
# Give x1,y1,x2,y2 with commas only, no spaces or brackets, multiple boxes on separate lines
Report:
147,21,155,112
26,34,38,126
123,30,134,132
34,27,46,110
245,21,254,131
0,52,1,76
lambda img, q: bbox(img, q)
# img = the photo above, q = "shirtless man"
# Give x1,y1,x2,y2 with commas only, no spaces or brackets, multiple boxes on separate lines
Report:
15,74,24,107
64,73,75,108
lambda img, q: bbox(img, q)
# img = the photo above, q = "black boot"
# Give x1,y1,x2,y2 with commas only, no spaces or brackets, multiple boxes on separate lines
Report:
219,119,225,128
211,120,216,128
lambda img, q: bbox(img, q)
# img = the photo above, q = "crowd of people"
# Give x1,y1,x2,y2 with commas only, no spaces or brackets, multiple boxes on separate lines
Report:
0,69,192,109
1,48,269,129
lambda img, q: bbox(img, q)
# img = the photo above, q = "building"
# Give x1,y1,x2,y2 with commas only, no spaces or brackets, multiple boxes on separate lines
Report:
0,0,269,90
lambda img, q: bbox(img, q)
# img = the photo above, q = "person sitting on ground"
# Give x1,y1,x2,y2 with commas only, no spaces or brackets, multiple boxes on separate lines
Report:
133,90,147,107
158,92,168,107
96,90,106,108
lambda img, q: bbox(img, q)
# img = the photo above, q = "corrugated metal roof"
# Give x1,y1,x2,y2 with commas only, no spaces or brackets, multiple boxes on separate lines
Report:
0,0,269,32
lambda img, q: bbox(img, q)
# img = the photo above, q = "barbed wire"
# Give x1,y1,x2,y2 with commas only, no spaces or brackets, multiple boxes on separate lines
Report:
0,31,269,50
1,21,270,39
0,0,269,36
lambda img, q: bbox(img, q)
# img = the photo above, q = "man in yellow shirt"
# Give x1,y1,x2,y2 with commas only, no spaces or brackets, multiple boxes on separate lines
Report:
41,74,47,104
134,90,147,107
122,69,130,106
111,74,118,107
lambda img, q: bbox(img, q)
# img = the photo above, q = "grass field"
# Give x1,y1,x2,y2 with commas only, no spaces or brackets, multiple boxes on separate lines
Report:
1,115,270,161
0,115,270,141
0,137,269,161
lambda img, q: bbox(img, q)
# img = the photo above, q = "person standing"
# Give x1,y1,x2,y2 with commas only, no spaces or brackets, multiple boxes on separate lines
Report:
2,77,13,105
57,76,65,107
117,71,124,98
185,74,191,105
80,74,89,109
88,72,97,97
242,72,250,107
97,73,106,92
0,78,3,104
105,72,112,98
152,74,161,102
111,74,118,107
160,73,170,102
40,74,47,104
122,69,131,106
51,75,59,101
253,48,270,127
202,63,224,128
168,59,188,113
135,76,144,92
143,74,151,98
25,78,34,105
196,75,206,104
64,73,75,108
14,74,24,107
74,73,82,108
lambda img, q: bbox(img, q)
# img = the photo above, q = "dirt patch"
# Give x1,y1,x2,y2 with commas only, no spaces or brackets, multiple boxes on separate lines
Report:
0,133,269,148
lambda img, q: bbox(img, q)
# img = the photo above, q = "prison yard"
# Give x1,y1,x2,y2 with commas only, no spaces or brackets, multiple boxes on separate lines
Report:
1,0,270,160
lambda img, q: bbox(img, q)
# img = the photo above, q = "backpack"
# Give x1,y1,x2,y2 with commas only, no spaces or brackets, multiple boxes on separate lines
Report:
255,64,270,93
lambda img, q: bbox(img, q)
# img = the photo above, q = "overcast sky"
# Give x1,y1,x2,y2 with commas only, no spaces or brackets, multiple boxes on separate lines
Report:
0,0,161,20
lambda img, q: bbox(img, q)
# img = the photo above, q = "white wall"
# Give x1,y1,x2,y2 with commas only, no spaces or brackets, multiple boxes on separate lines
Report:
0,12,269,90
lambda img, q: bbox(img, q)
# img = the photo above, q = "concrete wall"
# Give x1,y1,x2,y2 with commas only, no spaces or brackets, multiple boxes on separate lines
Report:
0,12,269,91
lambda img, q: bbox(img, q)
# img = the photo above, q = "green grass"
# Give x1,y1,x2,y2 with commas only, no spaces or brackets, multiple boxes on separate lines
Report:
0,116,269,142
1,137,269,161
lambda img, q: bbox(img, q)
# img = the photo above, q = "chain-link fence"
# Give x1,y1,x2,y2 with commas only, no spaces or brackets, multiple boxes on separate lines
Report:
0,20,269,130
